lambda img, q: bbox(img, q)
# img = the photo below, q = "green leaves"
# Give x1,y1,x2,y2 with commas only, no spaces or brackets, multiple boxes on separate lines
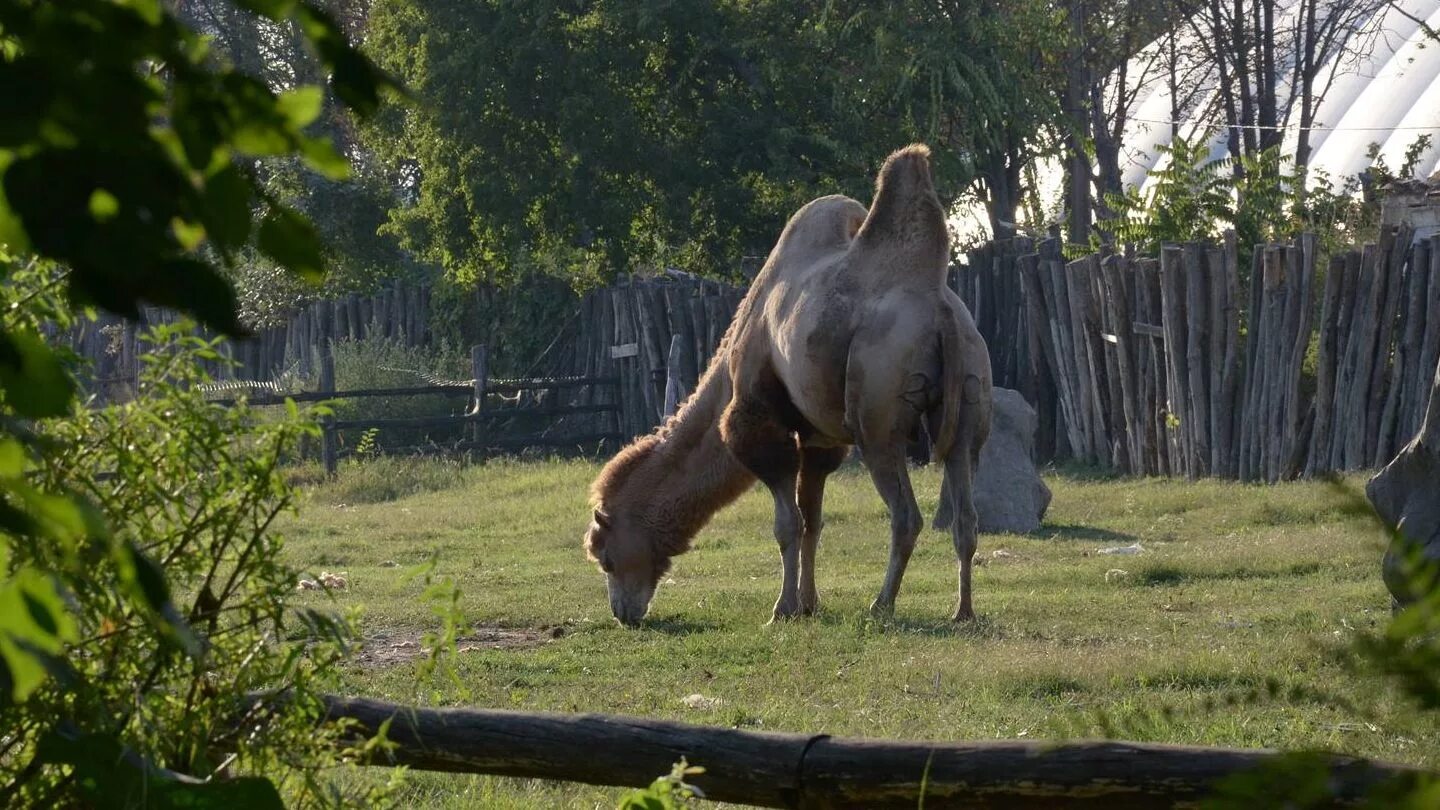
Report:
259,205,326,282
0,329,75,419
278,86,325,130
0,0,396,341
0,567,77,704
0,1,395,800
37,729,285,810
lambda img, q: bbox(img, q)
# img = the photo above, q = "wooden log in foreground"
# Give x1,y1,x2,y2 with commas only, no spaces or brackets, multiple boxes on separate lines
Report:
313,695,1417,809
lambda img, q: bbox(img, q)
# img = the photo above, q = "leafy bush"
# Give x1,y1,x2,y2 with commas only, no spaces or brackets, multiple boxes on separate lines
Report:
1098,133,1423,257
1103,135,1234,252
1,320,395,806
619,760,704,810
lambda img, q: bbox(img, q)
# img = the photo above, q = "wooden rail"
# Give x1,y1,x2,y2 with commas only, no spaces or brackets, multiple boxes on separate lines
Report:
206,345,624,475
329,404,618,432
305,694,1420,809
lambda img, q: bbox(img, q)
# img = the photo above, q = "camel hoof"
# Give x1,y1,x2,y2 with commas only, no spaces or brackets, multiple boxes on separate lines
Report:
771,600,802,623
868,599,895,619
952,606,976,622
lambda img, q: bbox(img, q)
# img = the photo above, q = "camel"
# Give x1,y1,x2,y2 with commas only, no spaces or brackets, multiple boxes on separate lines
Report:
585,144,993,626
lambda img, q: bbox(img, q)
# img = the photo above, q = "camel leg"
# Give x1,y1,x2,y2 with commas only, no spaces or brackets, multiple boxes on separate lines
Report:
721,396,804,622
863,446,923,616
797,446,848,616
944,439,981,621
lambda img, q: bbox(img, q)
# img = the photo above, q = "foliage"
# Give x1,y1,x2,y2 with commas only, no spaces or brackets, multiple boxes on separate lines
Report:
832,0,1065,236
0,322,397,806
360,0,1065,286
363,0,842,284
1102,135,1233,251
618,760,704,810
0,0,394,333
426,268,580,378
0,0,398,804
1101,133,1391,254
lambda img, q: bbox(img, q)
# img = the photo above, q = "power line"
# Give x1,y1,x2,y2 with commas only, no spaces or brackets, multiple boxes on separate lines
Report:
1128,115,1440,133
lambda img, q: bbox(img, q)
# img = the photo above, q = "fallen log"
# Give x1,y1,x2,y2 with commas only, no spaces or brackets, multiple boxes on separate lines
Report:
304,694,1419,809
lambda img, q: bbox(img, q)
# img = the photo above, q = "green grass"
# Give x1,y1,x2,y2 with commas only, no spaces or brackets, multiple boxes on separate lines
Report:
280,459,1436,808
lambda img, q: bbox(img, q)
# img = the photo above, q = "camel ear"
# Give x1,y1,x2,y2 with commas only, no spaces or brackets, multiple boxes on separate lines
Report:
593,508,612,530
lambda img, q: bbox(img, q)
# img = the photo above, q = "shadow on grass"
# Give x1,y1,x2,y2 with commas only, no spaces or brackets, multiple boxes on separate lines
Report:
811,609,1009,640
639,615,722,635
1036,522,1138,543
1137,561,1325,587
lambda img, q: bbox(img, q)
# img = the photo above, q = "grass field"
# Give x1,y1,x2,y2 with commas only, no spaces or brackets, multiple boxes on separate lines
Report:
280,457,1437,808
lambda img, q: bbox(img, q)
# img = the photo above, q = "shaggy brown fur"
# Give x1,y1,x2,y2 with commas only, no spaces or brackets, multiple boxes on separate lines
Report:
587,145,992,627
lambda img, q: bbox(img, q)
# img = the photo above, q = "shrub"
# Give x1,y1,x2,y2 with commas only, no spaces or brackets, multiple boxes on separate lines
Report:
0,321,394,807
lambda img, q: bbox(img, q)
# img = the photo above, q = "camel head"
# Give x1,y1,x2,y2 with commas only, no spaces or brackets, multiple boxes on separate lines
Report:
583,505,670,627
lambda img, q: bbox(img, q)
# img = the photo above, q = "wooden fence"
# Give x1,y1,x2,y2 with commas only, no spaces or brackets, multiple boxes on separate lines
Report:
967,227,1440,481
527,273,747,439
207,346,623,474
71,225,1440,478
71,280,435,403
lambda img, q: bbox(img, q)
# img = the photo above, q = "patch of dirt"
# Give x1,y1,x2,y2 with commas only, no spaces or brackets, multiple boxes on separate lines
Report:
352,624,565,668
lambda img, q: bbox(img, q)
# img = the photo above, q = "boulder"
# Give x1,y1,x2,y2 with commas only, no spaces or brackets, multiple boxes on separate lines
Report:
1368,361,1440,607
935,387,1051,534
974,388,1052,533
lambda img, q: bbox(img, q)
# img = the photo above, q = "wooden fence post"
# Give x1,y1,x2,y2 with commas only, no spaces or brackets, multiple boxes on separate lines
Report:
663,334,684,418
470,344,488,456
320,348,337,478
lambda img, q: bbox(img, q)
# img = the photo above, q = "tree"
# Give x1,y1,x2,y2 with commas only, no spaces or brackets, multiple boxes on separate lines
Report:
1049,0,1181,244
363,0,872,286
360,0,1067,282
828,0,1067,240
1176,0,1387,176
173,0,418,298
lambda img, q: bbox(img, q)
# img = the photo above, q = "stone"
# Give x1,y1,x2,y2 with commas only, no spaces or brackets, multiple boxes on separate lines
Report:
935,387,1051,534
1368,373,1440,607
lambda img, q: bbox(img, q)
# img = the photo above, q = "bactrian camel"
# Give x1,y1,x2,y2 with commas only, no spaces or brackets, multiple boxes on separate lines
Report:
585,144,993,626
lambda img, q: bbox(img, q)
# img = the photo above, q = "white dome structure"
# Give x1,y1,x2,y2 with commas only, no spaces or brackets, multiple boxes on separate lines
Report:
1119,0,1440,195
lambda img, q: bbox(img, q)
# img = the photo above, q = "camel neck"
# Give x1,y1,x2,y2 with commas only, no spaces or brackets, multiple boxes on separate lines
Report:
641,368,755,545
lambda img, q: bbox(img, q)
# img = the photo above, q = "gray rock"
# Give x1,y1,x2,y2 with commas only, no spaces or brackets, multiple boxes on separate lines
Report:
1368,422,1440,607
975,388,1052,534
934,387,1051,534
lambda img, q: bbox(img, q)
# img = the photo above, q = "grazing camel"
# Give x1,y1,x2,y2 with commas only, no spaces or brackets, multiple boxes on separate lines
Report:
585,144,992,626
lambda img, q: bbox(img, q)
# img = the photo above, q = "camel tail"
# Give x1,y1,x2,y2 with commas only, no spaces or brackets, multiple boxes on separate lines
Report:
932,310,964,462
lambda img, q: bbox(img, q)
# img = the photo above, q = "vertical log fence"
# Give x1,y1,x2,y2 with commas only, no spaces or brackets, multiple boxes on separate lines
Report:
64,228,1440,479
972,227,1440,481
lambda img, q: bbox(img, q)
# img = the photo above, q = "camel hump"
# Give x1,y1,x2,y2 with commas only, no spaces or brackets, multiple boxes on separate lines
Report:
854,144,948,267
780,195,869,255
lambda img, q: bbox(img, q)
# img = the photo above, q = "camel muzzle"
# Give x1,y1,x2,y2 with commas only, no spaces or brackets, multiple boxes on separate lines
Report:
607,575,655,628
